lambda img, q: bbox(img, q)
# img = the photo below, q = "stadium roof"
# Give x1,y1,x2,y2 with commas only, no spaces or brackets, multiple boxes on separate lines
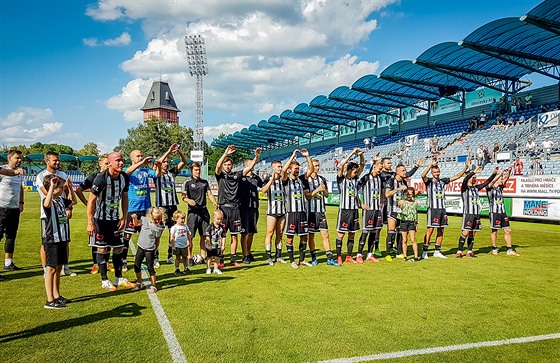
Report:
213,0,560,151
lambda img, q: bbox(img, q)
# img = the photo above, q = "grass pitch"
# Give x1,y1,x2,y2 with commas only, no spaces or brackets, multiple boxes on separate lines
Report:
0,192,559,362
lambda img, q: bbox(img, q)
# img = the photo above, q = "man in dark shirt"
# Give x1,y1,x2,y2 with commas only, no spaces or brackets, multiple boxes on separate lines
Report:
182,162,218,263
240,159,263,264
215,145,261,266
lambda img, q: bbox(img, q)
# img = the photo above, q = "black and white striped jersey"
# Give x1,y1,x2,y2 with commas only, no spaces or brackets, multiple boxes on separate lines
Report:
425,177,450,209
486,185,505,214
357,173,383,211
283,176,307,213
336,175,360,210
302,175,327,213
91,170,130,221
154,168,179,207
265,178,286,215
386,177,407,213
460,171,496,215
42,197,72,243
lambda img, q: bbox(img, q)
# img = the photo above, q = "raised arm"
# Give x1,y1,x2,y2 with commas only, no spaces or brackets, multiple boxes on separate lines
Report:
176,148,187,172
215,145,235,175
282,149,299,181
450,157,471,182
421,159,436,183
406,158,425,178
337,149,356,178
126,156,153,175
0,168,26,176
301,149,314,178
243,148,261,176
65,178,78,205
476,166,499,190
357,149,366,175
261,173,277,193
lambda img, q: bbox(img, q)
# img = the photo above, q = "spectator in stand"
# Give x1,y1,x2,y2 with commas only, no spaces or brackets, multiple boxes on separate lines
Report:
431,134,440,154
525,93,532,109
363,138,371,150
464,145,474,160
513,157,524,176
483,146,491,165
530,157,543,175
540,104,550,113
507,139,518,159
511,98,518,113
491,99,498,119
506,114,516,130
542,136,556,161
479,111,487,128
525,137,537,160
492,143,500,161
423,138,431,153
476,145,485,166
499,96,507,115
518,114,526,124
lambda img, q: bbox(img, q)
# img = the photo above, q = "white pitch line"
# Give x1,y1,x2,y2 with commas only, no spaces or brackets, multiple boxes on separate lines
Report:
130,243,187,363
315,333,560,362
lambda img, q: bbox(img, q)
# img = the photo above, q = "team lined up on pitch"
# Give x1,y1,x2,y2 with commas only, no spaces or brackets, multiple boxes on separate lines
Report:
0,144,519,309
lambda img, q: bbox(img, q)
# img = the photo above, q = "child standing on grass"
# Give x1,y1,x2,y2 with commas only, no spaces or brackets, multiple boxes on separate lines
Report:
398,187,419,262
170,210,192,276
42,174,77,309
131,207,166,293
204,209,226,275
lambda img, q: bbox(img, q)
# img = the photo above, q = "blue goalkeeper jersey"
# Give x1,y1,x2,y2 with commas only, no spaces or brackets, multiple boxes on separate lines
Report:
126,167,157,212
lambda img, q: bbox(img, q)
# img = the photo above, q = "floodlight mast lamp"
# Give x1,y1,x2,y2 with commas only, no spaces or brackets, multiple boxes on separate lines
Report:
185,34,208,152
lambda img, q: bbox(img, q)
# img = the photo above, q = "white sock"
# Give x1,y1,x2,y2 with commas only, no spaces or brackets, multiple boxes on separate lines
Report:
5,258,12,266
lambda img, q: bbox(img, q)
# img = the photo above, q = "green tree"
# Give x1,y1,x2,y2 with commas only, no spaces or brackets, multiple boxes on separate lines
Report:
116,118,194,159
29,142,75,155
77,142,100,156
207,134,248,175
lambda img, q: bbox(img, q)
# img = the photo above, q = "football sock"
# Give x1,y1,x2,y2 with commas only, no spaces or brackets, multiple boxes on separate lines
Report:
298,242,307,263
386,230,396,255
326,250,333,261
112,251,124,278
275,242,283,258
435,244,442,251
458,235,467,251
335,238,343,257
358,233,367,255
396,232,403,254
422,243,429,252
97,252,108,280
230,254,237,263
266,245,272,259
467,236,475,251
91,247,97,265
311,249,317,261
347,238,355,257
287,243,294,263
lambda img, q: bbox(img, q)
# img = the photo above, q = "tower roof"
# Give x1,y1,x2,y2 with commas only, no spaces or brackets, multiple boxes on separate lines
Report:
141,81,181,112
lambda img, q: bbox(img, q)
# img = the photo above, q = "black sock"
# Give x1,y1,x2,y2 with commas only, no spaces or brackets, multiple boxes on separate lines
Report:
287,243,294,263
347,239,355,257
422,243,429,252
326,250,333,261
97,252,108,280
266,246,272,259
91,247,97,265
386,231,396,255
467,236,475,251
458,235,467,251
311,249,317,261
122,238,130,263
335,238,343,257
367,233,375,253
373,232,380,250
112,251,123,278
396,232,403,254
358,233,367,255
231,254,237,263
435,244,442,251
275,242,282,258
298,242,307,263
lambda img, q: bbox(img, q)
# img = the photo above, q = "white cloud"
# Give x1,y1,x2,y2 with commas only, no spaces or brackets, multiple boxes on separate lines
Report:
204,123,247,140
0,107,66,145
88,0,396,132
83,32,131,47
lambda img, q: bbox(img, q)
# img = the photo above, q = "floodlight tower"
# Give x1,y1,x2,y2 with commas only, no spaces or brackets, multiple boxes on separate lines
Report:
185,34,208,151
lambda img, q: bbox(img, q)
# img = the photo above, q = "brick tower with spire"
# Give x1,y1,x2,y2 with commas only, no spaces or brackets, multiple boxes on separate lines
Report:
141,81,181,124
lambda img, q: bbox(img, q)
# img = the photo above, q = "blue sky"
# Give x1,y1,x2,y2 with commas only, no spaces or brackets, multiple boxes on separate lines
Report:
0,0,549,153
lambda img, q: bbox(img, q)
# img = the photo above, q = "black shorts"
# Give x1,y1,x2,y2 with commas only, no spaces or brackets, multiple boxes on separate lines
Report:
124,210,146,234
187,209,210,237
45,242,68,267
0,207,20,245
387,210,399,221
267,213,285,219
427,208,448,228
206,247,220,257
174,247,189,258
241,207,259,234
308,212,328,233
93,219,124,248
362,209,383,231
462,214,482,232
160,205,178,229
336,209,360,233
400,220,417,232
285,212,308,236
382,204,388,225
220,206,242,235
490,213,510,230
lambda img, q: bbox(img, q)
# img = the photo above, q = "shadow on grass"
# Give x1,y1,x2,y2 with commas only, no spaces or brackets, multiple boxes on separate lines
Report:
156,274,235,290
0,303,146,343
0,260,102,281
